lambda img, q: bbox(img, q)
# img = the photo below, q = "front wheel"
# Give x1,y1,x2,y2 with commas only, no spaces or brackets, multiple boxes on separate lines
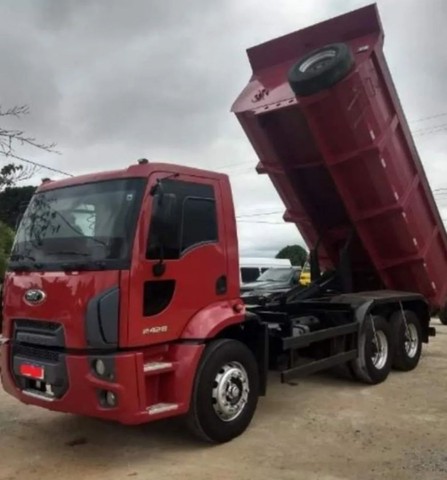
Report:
186,339,259,443
390,310,422,371
352,315,393,385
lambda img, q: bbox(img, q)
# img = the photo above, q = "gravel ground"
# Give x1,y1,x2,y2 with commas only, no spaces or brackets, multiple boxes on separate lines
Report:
1,319,447,480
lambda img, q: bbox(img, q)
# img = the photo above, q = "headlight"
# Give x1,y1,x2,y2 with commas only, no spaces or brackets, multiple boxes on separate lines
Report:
94,359,106,376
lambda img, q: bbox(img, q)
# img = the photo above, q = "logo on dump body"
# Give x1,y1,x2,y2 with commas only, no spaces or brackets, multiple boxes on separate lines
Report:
24,289,46,305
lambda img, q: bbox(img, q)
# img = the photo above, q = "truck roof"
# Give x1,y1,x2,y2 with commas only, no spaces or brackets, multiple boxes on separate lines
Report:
232,4,447,310
37,161,229,192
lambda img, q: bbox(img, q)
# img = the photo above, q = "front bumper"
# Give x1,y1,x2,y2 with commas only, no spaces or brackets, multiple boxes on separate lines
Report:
0,340,204,425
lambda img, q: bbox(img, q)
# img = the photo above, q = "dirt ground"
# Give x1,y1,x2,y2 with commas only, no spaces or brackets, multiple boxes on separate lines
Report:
1,320,447,480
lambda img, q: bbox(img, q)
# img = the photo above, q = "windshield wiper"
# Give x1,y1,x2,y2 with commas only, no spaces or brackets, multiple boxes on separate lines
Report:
8,262,33,272
47,251,90,257
9,253,43,271
60,260,106,272
10,253,37,262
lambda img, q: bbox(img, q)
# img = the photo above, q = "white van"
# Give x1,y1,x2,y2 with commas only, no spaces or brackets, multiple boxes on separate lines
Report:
239,257,292,284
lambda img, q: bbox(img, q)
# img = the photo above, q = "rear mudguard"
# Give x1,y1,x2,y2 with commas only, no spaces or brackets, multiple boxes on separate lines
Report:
334,290,432,343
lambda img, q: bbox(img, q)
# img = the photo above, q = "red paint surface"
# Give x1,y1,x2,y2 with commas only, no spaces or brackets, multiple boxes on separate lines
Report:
2,270,119,348
0,341,204,424
125,165,240,347
232,4,447,309
181,300,245,339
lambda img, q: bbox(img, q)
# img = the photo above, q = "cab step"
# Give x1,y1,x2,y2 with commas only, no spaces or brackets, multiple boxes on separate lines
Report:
146,403,179,415
143,361,175,375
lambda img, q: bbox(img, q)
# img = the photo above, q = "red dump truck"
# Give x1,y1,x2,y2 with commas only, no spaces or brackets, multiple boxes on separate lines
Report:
0,4,441,443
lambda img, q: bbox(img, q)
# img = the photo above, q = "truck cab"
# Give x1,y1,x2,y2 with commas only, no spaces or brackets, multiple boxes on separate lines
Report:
1,160,246,431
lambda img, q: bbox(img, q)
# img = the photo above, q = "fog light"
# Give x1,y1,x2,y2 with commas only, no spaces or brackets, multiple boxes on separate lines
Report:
105,391,117,407
94,359,106,376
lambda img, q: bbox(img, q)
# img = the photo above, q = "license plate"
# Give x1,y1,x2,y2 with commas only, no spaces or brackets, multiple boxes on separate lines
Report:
19,363,45,380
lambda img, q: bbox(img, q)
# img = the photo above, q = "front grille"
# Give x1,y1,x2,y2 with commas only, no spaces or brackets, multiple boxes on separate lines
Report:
15,319,60,331
13,318,65,348
13,343,60,362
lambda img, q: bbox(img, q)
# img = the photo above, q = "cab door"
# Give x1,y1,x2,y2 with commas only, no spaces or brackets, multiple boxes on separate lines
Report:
125,172,228,347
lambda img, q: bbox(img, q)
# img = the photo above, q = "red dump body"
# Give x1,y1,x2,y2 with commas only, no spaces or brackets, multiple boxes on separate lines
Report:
232,4,447,310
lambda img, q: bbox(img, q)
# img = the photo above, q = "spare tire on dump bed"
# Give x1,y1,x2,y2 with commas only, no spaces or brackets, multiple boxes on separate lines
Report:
288,42,355,96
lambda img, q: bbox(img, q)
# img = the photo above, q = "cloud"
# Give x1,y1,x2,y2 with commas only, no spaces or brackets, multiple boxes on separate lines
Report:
1,0,446,257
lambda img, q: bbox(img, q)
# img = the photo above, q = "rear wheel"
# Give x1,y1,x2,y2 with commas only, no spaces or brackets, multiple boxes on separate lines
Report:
352,315,392,384
438,307,447,325
186,339,259,443
390,310,422,371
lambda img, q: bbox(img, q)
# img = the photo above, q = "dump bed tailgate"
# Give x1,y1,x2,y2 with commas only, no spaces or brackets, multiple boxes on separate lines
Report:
232,4,447,309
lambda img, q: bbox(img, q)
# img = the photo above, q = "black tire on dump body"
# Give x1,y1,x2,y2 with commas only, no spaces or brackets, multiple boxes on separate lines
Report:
287,42,355,97
390,310,422,371
186,339,259,443
352,315,393,385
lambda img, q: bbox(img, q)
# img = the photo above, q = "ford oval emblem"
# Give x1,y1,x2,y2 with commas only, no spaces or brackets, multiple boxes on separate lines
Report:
24,289,46,305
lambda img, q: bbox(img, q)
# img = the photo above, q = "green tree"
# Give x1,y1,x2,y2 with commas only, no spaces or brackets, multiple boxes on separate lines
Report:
0,185,36,229
276,244,308,266
0,221,14,280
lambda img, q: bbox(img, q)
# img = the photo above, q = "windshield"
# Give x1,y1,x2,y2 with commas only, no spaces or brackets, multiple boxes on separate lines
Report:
10,178,145,271
256,267,294,282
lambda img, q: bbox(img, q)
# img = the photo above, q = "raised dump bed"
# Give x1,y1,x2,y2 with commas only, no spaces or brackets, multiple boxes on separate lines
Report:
232,4,447,312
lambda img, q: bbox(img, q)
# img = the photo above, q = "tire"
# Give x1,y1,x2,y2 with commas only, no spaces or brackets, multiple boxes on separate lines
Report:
186,339,259,443
288,42,355,97
390,310,422,371
438,307,447,325
352,315,392,385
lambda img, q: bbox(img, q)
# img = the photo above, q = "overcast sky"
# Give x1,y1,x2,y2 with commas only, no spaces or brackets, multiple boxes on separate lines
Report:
1,0,446,257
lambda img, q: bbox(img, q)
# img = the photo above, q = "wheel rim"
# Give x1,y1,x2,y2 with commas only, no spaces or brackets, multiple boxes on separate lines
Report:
371,330,388,370
212,361,249,422
299,50,337,73
404,323,419,358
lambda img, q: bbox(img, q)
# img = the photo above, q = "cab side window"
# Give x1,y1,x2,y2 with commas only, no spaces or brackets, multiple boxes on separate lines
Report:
181,197,217,253
146,179,218,259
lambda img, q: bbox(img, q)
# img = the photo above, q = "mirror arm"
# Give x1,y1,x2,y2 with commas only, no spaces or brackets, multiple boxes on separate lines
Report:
152,243,166,277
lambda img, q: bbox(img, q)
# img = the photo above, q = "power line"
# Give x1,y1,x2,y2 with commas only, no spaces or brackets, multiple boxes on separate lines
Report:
413,122,447,136
238,220,289,225
13,110,446,181
410,112,447,124
8,156,73,177
237,210,283,218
